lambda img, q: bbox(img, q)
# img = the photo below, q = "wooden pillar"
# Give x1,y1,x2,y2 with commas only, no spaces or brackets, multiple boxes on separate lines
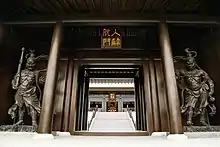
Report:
139,67,147,131
38,22,62,133
82,77,89,130
143,61,154,134
158,21,183,134
76,68,85,131
137,76,144,130
134,77,141,130
62,60,74,132
149,59,161,132
69,63,79,134
154,59,170,132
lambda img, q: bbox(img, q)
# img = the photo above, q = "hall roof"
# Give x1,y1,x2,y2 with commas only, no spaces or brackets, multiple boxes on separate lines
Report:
89,78,135,92
0,0,220,23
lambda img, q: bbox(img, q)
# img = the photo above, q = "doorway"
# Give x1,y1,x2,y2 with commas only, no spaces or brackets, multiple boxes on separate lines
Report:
74,64,147,132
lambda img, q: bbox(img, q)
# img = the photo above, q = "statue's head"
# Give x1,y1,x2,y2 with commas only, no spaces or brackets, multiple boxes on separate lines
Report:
25,50,36,70
184,48,197,71
185,57,196,70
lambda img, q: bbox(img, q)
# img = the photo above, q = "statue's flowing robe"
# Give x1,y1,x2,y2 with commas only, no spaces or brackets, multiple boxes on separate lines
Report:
181,84,209,114
177,69,210,115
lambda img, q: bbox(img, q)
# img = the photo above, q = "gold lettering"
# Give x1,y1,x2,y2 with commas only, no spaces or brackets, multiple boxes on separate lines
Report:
103,29,110,37
116,38,121,47
107,38,111,47
102,38,107,47
101,28,121,48
111,38,116,47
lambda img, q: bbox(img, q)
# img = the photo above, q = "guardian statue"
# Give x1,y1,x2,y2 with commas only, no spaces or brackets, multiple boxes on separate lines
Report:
174,48,216,126
8,48,47,129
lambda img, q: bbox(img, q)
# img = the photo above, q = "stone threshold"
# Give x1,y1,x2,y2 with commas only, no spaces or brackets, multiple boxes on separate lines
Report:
72,131,149,136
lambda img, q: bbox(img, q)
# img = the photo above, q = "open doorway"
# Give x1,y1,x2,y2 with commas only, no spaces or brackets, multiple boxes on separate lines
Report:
89,80,135,112
74,65,147,132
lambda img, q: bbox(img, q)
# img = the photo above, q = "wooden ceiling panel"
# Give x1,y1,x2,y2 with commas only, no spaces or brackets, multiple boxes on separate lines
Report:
125,0,137,11
66,0,80,11
29,1,45,13
32,0,52,13
74,0,89,11
120,0,128,10
167,0,202,12
0,0,219,18
93,0,103,10
57,0,74,13
139,0,152,12
110,0,121,12
85,0,97,11
44,0,60,13
50,0,67,13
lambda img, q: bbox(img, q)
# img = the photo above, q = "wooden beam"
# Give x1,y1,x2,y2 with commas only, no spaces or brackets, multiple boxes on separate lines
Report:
3,13,219,25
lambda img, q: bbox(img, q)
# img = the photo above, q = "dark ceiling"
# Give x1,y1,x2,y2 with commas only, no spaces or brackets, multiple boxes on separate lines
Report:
0,0,219,18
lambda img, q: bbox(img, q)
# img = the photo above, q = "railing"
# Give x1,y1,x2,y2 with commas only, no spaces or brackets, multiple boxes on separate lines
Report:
127,107,136,128
88,105,98,130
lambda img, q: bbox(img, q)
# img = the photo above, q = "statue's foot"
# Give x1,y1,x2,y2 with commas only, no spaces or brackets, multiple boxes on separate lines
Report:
32,122,38,130
186,121,193,126
200,120,208,126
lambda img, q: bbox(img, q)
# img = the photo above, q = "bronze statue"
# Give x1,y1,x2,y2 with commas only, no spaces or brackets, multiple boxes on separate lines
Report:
174,48,216,126
8,48,47,129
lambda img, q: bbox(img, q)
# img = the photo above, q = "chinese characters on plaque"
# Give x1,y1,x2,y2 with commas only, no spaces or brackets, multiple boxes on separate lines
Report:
101,28,121,48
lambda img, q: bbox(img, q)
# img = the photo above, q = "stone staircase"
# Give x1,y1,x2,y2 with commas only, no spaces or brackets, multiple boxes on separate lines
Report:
89,112,135,132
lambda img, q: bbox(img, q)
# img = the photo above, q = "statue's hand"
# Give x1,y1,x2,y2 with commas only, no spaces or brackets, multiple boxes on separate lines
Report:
39,76,46,85
13,73,20,80
12,73,20,89
209,89,214,96
209,96,215,102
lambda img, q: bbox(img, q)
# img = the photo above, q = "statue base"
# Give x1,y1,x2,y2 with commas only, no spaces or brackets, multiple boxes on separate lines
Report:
184,126,220,132
0,125,37,132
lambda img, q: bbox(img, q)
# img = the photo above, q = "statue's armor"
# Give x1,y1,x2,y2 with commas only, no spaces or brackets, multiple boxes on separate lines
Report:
13,69,41,114
183,70,204,90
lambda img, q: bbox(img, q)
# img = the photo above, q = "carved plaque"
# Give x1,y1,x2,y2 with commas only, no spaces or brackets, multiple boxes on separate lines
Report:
108,93,117,112
101,28,121,48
